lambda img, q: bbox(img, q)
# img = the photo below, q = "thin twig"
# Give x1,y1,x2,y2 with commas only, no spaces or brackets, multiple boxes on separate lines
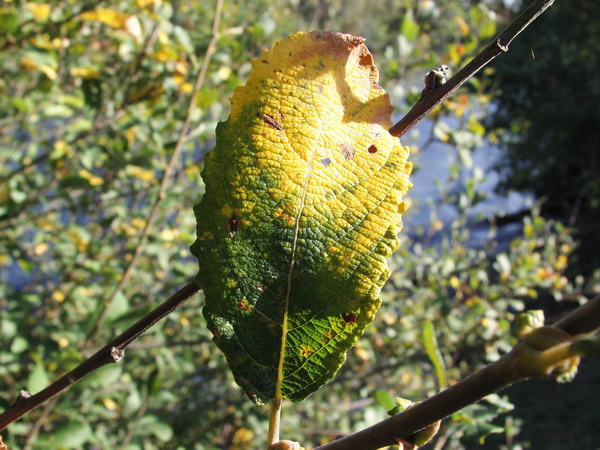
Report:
389,0,556,138
85,0,224,341
0,281,200,431
22,398,58,450
315,295,600,450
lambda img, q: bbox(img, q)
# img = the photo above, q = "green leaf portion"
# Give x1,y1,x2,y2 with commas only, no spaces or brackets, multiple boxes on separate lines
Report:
191,31,412,404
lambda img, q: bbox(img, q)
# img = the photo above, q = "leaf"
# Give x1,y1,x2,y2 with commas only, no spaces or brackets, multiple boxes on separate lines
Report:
81,9,129,29
40,421,92,448
27,362,49,393
191,31,412,404
401,13,419,42
422,321,447,389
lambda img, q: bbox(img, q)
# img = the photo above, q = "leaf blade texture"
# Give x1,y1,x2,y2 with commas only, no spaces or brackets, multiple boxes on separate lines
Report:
191,31,412,404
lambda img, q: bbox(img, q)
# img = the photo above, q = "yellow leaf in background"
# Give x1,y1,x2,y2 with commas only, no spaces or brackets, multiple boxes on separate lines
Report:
27,2,50,20
33,242,49,256
449,275,460,289
70,67,101,79
125,165,155,182
81,9,129,29
151,47,176,62
52,290,65,303
131,218,146,228
58,337,69,348
174,60,188,76
0,254,10,266
37,217,55,231
39,64,57,80
67,230,89,252
102,397,119,411
215,65,231,81
232,428,254,447
31,34,68,50
157,29,169,45
0,184,9,203
180,82,193,93
124,15,143,43
20,55,57,79
160,228,180,241
117,223,136,236
555,254,568,271
173,74,186,86
454,16,470,36
136,0,157,9
20,55,36,70
79,169,104,186
125,126,137,146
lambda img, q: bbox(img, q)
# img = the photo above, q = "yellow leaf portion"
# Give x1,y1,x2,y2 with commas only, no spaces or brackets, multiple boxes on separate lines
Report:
81,9,129,29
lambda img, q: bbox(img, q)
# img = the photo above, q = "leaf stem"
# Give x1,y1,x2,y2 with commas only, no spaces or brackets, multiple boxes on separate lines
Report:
267,396,283,448
389,0,556,138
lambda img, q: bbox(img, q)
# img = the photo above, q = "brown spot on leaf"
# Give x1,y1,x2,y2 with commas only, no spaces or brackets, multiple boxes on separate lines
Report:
340,143,354,160
261,113,283,130
368,145,378,154
341,312,358,325
322,331,337,342
261,59,269,63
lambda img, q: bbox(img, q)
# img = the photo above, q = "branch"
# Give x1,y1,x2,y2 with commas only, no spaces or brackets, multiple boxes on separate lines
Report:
389,0,556,138
0,281,200,432
315,295,600,450
85,0,224,341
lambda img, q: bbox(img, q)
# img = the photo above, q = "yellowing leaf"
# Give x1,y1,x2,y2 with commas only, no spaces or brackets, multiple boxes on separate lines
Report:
70,67,101,79
78,169,104,186
455,16,470,36
160,228,179,241
27,2,50,20
191,31,412,404
81,9,129,29
125,165,155,182
102,397,119,411
21,55,56,79
52,290,65,303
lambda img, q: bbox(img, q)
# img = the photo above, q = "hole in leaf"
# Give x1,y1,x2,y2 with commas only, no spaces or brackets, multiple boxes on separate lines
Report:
340,143,354,160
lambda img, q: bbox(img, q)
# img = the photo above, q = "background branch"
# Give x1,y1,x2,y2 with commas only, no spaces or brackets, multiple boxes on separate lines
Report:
389,0,556,138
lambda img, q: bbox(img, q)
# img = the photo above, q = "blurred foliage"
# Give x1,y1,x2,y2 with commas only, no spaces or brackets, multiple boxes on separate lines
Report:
489,0,600,276
0,0,597,449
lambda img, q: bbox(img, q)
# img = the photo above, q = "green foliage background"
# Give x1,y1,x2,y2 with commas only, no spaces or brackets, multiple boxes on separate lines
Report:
0,1,597,448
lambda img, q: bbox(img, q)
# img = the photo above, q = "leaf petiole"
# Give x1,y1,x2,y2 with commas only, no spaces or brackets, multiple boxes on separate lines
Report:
267,396,283,448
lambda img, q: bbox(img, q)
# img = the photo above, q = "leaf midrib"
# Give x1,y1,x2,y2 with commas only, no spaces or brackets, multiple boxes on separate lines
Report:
274,135,321,400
